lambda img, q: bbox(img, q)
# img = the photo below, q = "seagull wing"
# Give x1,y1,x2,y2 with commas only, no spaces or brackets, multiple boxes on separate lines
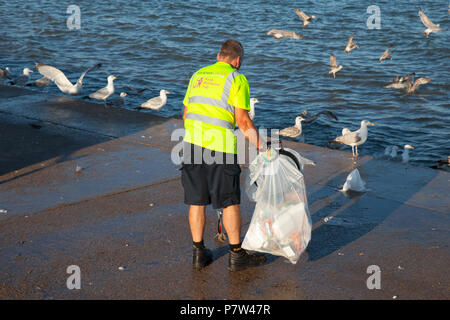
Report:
36,63,74,89
78,63,102,83
294,8,309,21
279,126,301,137
335,130,361,145
142,96,163,109
329,53,337,67
89,87,110,99
411,77,432,92
419,9,439,28
318,110,338,121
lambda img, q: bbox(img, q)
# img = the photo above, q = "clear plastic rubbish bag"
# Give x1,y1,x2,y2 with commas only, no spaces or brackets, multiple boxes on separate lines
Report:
242,147,313,264
341,168,367,192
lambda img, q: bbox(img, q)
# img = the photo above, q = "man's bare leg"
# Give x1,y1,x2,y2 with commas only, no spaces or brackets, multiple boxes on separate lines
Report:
189,205,206,242
222,204,241,245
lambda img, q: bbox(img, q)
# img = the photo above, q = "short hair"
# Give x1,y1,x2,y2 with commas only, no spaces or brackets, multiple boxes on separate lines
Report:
219,39,243,60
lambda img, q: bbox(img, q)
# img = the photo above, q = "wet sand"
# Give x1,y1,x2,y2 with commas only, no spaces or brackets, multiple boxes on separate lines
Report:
0,84,448,299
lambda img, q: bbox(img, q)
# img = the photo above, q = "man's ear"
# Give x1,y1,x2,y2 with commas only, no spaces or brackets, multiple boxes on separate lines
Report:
217,53,221,60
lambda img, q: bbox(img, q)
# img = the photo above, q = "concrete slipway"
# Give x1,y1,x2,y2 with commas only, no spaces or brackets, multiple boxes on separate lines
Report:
0,84,448,300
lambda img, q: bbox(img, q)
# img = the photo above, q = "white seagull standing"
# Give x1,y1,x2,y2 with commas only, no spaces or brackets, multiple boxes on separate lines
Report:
293,8,316,27
35,63,102,95
401,144,415,163
10,68,33,86
89,75,118,105
249,97,259,120
139,89,171,110
278,115,306,138
418,9,442,38
330,120,374,157
329,53,343,78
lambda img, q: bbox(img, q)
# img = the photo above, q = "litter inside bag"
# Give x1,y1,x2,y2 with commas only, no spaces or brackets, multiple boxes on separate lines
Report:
341,168,366,192
242,148,313,264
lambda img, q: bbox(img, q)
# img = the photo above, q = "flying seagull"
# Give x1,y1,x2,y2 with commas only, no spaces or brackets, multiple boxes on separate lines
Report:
344,34,359,53
138,89,171,111
35,63,102,95
418,9,442,38
384,73,416,89
329,53,343,78
330,120,374,157
300,109,338,122
293,8,316,27
379,45,394,63
278,115,306,138
10,68,33,86
266,29,304,40
249,97,259,120
88,75,118,105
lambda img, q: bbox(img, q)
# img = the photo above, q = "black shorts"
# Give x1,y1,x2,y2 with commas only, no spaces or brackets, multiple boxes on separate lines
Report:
181,143,241,209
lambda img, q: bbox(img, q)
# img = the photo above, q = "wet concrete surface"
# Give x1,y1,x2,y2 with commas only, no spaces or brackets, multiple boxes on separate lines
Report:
0,84,449,299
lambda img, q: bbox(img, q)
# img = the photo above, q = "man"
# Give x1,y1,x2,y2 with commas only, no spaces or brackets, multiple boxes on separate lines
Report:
182,39,270,271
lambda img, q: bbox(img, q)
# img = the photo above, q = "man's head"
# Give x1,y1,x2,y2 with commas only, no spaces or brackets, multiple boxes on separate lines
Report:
217,39,244,70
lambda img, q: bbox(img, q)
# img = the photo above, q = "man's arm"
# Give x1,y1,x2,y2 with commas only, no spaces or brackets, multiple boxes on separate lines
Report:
235,107,265,151
183,105,187,121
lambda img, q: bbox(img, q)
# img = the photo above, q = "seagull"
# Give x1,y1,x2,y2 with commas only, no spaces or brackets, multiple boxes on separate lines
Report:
300,109,338,122
266,29,304,40
384,73,416,89
390,146,399,158
0,67,11,80
278,115,306,138
123,85,148,96
249,97,259,120
329,53,343,78
108,92,127,107
26,76,51,89
9,68,33,86
418,9,442,38
330,120,374,157
138,89,171,110
344,34,359,53
35,63,102,95
88,75,118,105
293,8,316,27
406,77,432,93
379,45,394,63
401,144,414,163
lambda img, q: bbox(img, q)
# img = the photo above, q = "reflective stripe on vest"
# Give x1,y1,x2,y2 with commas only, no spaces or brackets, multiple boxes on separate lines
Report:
184,112,234,130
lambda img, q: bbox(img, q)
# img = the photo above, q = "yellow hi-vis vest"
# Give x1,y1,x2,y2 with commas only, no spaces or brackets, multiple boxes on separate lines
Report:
183,61,250,154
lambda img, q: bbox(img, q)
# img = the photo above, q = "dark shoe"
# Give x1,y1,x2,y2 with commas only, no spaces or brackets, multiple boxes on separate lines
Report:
228,249,267,271
193,247,213,270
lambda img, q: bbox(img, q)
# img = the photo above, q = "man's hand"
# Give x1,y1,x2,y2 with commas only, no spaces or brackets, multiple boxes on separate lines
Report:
259,147,277,162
